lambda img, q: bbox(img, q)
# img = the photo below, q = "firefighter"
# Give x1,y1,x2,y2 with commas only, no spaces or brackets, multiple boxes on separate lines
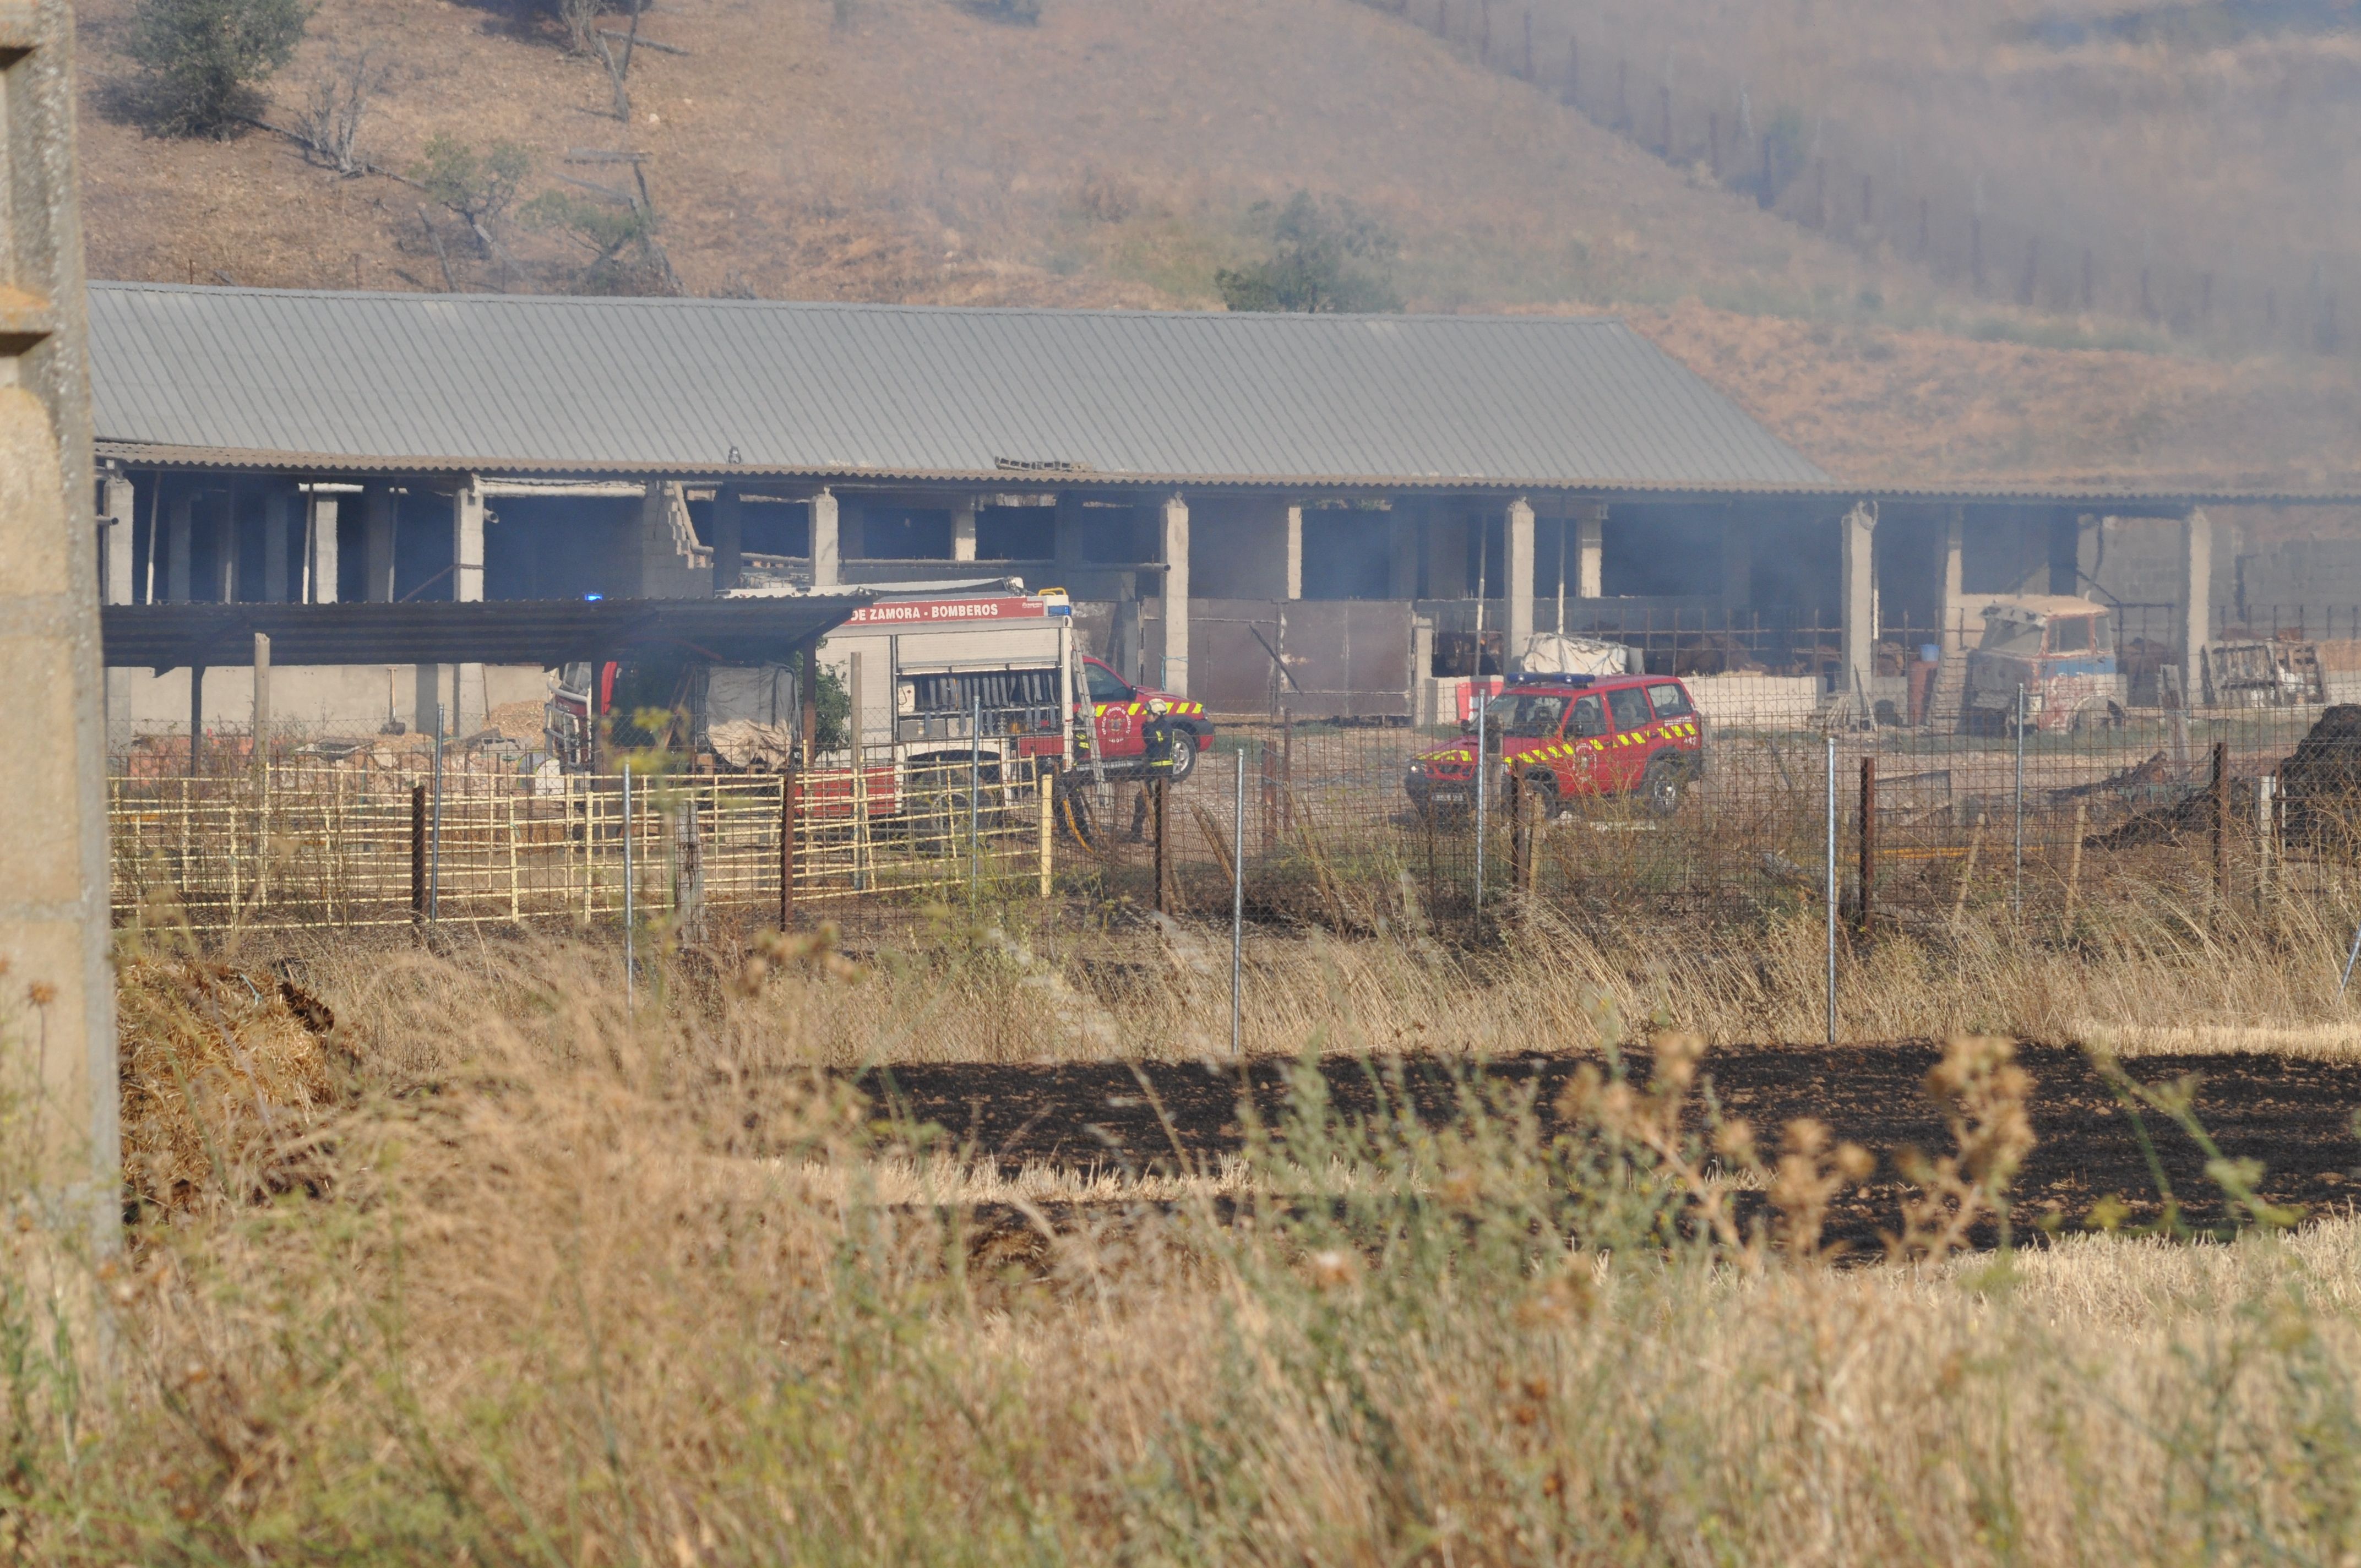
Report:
1127,697,1183,841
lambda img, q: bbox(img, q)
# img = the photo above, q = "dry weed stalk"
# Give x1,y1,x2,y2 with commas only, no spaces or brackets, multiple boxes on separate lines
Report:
1886,1035,2035,1261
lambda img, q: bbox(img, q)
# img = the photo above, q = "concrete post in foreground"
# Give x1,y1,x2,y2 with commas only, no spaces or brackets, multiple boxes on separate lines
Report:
1283,503,1303,600
1505,496,1535,668
251,632,271,760
1574,501,1604,598
1159,493,1190,696
2179,507,2212,706
1840,500,1878,713
809,488,840,587
0,0,119,1244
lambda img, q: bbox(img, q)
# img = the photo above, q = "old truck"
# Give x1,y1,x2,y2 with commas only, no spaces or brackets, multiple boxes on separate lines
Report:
1963,596,2126,734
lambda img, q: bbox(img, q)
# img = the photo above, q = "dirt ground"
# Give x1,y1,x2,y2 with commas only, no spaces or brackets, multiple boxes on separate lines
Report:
847,1042,2361,1250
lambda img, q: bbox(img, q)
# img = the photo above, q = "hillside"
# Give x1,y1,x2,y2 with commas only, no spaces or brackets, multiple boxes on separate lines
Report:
67,0,2361,490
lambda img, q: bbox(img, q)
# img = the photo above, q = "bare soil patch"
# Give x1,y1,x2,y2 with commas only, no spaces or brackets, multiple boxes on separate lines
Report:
851,1042,2361,1248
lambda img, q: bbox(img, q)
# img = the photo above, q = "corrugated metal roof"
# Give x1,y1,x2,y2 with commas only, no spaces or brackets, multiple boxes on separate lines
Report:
87,283,1831,491
101,595,874,672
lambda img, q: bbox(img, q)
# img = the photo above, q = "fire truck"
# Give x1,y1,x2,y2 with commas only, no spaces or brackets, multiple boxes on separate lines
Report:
1405,672,1706,817
544,582,1212,809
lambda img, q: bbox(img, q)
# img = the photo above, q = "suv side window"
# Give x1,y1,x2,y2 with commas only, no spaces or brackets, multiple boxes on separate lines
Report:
1606,685,1652,732
1084,664,1129,703
1568,694,1608,738
1644,682,1694,721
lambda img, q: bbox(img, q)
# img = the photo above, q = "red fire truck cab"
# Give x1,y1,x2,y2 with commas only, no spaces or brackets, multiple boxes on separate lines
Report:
1406,672,1706,816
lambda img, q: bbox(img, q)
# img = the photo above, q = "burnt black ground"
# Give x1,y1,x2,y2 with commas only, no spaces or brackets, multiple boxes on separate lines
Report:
849,1044,2361,1245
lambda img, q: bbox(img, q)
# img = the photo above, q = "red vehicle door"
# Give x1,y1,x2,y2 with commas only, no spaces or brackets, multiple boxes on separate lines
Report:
1559,691,1611,796
1079,658,1142,760
1601,683,1658,791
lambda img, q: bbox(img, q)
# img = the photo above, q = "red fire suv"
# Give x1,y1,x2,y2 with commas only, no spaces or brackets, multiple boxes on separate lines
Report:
1076,656,1214,782
1405,673,1706,816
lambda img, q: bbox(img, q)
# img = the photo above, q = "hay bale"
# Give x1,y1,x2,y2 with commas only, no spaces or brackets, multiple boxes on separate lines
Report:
117,959,341,1211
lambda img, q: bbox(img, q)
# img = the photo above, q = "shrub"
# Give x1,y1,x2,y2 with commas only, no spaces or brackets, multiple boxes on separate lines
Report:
127,0,313,138
1215,190,1403,314
412,134,532,252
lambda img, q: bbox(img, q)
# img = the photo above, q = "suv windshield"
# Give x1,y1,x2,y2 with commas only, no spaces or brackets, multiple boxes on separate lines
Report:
1083,664,1129,703
1644,682,1693,720
1488,694,1569,739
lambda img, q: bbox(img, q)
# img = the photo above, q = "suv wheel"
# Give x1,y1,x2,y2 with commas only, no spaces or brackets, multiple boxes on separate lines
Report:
1165,728,1199,785
1642,758,1684,816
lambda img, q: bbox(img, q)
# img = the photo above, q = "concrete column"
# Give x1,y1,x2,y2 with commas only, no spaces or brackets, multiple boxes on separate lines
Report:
213,486,238,603
252,632,270,754
1159,493,1190,695
1283,503,1303,600
453,477,486,734
263,487,291,602
362,483,396,603
452,478,485,602
165,487,192,602
307,492,339,603
1938,505,1966,659
1719,513,1751,620
950,497,977,563
1575,502,1604,598
1505,496,1536,668
712,484,745,591
1840,500,1878,705
1388,509,1419,600
414,662,443,737
810,489,840,587
100,470,134,605
2179,507,2212,705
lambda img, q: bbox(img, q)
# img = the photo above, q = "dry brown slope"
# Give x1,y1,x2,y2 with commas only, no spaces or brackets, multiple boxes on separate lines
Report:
68,0,2361,489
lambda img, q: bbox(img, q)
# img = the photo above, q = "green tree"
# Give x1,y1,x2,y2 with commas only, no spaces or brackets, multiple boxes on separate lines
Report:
412,135,532,253
1214,191,1403,314
128,0,312,138
520,188,670,293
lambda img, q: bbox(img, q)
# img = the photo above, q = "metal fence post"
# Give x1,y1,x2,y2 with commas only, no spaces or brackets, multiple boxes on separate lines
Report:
1857,754,1876,934
429,703,444,923
1475,697,1488,921
622,765,635,1007
1231,748,1245,1058
410,781,426,930
1153,776,1170,914
1038,764,1053,899
779,769,797,929
2012,684,2026,921
970,692,982,902
2213,739,2232,906
1824,732,1837,1046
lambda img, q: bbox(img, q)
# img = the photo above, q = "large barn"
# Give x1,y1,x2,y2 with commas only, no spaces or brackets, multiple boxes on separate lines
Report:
86,282,2349,738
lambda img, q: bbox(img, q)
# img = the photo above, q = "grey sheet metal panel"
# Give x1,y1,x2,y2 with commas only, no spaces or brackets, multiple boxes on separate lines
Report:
1183,600,1414,719
100,594,874,672
87,284,1828,489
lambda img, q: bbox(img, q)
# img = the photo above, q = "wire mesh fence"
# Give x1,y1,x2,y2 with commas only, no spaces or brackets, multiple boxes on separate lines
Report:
107,699,2361,940
109,748,1053,932
1060,704,2361,938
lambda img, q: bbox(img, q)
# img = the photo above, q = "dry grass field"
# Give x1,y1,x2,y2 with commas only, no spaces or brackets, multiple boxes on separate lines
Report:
9,886,2361,1559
